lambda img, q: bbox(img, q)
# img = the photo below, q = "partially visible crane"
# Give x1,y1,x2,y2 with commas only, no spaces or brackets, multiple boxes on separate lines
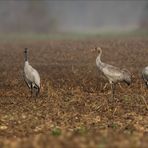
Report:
23,48,40,98
142,66,148,88
92,47,131,99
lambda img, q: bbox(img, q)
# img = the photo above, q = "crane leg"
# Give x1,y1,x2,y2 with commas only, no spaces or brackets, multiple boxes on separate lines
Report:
103,83,108,90
111,83,116,99
33,88,39,103
38,87,40,96
119,83,124,90
30,84,33,97
33,88,37,102
31,89,32,97
35,87,40,97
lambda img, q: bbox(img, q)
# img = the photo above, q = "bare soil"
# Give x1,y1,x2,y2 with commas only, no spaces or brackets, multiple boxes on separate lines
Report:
0,37,148,148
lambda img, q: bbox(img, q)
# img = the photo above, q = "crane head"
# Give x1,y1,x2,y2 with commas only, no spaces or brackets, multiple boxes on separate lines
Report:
91,47,102,53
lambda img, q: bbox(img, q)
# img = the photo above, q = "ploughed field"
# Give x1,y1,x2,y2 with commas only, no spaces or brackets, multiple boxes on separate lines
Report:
0,37,148,148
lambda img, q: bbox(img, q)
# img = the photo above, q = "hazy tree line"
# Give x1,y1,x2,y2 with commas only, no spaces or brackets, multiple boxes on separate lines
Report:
0,0,58,33
140,2,148,29
0,1,147,33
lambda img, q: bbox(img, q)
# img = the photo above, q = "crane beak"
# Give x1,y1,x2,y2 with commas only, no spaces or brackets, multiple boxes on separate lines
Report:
91,48,96,52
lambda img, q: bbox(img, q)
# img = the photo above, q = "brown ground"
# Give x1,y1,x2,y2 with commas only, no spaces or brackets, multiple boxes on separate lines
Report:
0,37,148,148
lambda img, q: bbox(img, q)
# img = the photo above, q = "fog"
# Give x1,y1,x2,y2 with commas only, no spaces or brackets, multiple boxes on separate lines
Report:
0,0,147,33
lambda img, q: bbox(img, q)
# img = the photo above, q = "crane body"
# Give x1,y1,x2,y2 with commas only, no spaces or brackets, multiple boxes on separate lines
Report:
94,47,131,99
23,48,40,97
142,66,148,88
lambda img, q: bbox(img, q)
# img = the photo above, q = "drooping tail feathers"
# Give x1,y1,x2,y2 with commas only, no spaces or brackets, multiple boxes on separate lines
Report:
122,68,132,85
33,84,40,96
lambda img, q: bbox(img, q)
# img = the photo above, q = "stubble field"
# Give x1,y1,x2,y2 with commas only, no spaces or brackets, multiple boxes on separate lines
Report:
0,36,148,148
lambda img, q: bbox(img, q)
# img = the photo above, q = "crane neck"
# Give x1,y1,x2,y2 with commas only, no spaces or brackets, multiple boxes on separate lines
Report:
96,49,104,69
97,49,102,63
24,51,28,62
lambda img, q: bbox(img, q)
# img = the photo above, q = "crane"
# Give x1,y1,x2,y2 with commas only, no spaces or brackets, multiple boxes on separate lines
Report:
92,47,131,99
142,66,148,88
23,48,40,98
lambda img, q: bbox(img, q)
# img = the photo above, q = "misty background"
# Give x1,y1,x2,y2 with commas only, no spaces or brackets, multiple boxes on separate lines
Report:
0,0,148,34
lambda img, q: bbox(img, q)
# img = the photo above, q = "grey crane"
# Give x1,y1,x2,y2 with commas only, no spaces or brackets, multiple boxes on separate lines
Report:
23,48,40,97
92,47,131,99
142,66,148,88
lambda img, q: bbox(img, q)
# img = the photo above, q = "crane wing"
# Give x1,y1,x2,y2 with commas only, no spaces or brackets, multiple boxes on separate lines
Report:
142,67,148,81
102,64,123,80
24,72,32,88
32,69,40,87
24,63,40,88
